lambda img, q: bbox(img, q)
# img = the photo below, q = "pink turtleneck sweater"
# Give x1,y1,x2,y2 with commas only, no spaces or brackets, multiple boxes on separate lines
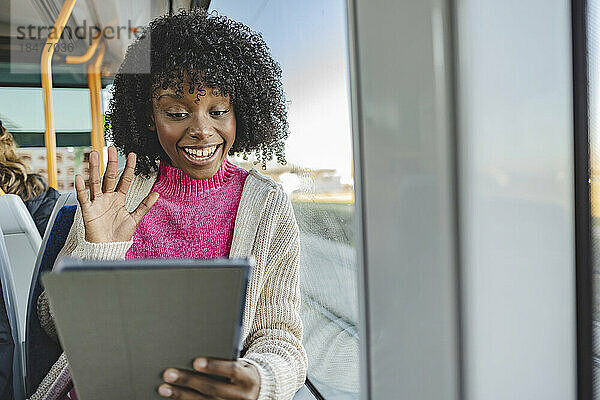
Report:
125,159,248,259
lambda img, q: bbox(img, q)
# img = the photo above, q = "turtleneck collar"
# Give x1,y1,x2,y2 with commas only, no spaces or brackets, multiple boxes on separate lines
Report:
152,158,237,198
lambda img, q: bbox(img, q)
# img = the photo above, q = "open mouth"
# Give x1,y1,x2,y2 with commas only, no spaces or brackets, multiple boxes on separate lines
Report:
181,144,220,161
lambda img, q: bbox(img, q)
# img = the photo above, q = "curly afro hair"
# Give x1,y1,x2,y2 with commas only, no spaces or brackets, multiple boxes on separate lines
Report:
106,9,289,176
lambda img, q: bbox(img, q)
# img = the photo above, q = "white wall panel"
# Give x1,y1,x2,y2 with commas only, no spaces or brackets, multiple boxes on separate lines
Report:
348,0,460,398
455,1,577,399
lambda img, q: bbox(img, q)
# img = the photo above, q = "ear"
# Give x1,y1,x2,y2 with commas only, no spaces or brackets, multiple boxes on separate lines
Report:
147,114,156,131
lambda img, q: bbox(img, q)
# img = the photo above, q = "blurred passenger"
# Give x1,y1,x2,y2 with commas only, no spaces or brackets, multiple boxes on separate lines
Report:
0,280,14,400
0,121,59,236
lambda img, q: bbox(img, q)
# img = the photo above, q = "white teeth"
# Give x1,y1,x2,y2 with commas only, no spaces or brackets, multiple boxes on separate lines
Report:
183,145,217,160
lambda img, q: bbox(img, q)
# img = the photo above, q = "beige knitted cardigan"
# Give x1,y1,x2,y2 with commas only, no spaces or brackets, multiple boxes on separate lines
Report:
32,168,307,400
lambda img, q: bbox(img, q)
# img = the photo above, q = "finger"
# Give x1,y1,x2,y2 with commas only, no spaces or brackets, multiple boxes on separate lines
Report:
115,152,136,195
193,358,238,381
102,146,119,193
88,151,102,201
74,174,91,209
157,384,211,400
162,369,238,399
131,192,159,225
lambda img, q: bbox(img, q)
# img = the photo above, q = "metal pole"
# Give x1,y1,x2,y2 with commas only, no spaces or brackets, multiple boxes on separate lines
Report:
88,42,106,174
65,33,105,174
41,0,77,188
65,32,101,64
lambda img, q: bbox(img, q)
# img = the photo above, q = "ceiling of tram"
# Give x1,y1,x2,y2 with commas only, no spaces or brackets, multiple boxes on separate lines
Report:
0,0,187,87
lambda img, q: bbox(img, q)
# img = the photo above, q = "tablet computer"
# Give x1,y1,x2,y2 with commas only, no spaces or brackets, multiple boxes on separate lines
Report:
42,257,251,400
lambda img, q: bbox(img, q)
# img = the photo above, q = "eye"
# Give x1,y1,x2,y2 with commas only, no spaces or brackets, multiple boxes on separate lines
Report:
166,112,188,119
210,110,229,116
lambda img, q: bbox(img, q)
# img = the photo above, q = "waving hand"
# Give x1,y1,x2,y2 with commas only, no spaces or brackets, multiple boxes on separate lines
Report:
75,146,159,243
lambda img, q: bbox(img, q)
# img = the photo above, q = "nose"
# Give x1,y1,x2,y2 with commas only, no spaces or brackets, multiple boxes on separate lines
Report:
187,112,213,139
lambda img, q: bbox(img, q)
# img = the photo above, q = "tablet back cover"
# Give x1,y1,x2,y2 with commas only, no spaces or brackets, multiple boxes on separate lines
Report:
42,264,247,400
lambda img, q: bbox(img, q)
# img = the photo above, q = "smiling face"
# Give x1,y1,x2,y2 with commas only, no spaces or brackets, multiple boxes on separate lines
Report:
150,84,236,180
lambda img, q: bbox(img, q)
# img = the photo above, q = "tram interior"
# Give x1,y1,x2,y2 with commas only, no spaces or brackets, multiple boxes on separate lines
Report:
2,0,599,400
0,1,359,399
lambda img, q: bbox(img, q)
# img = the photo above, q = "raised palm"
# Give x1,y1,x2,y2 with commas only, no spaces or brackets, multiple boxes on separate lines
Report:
75,146,159,243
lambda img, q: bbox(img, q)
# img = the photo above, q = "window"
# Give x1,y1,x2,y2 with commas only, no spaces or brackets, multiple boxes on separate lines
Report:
0,87,92,133
0,87,105,190
211,2,359,398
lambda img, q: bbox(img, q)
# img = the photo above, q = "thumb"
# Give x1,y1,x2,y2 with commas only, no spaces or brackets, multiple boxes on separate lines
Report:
131,192,159,225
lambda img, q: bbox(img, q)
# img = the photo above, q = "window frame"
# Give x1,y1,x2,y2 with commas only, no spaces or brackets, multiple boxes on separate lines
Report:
575,0,594,398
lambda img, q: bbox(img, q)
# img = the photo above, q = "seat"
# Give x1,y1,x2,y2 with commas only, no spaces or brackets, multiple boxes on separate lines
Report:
0,225,25,400
25,192,77,397
0,194,42,373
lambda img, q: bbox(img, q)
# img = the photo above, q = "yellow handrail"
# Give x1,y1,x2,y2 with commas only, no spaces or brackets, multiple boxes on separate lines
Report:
0,187,5,196
65,32,107,174
88,42,106,174
41,0,77,189
65,32,102,64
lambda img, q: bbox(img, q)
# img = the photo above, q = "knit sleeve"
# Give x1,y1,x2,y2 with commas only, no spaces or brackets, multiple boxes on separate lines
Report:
54,167,154,262
37,202,133,340
58,203,133,261
240,190,308,400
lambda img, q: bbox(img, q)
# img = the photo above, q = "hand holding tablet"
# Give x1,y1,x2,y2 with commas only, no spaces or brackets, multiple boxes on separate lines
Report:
157,357,260,399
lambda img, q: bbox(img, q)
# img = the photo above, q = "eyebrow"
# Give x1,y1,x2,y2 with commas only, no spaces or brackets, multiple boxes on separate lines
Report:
155,92,231,105
157,93,183,100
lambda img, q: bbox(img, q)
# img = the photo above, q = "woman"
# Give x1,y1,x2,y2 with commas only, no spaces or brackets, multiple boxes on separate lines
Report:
32,10,307,400
0,121,59,236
